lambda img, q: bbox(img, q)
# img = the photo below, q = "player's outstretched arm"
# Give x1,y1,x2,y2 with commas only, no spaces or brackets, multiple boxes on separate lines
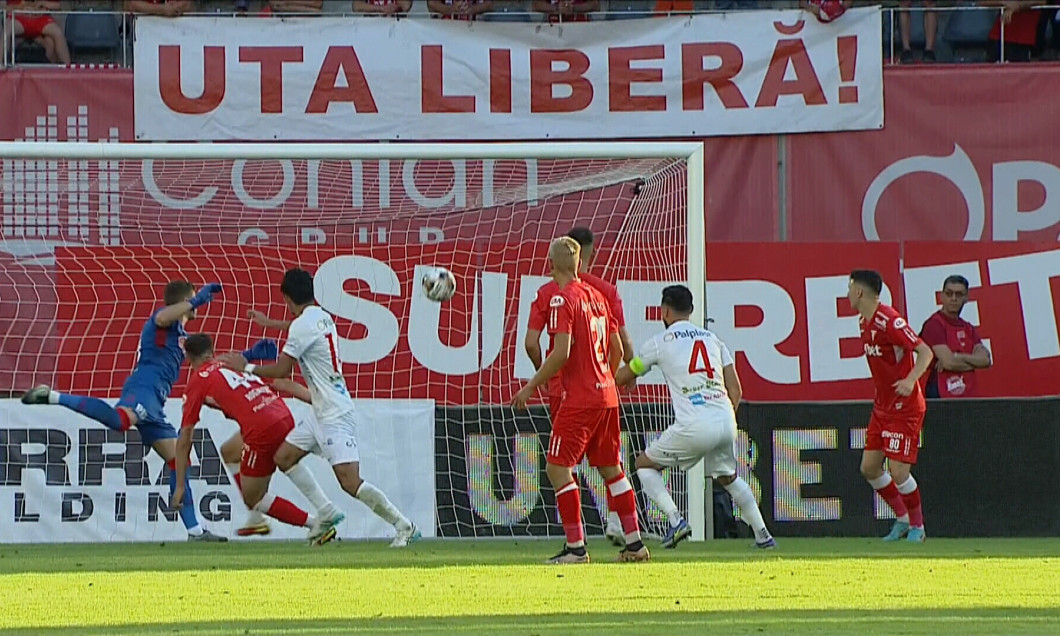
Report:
218,351,296,380
618,326,635,364
156,283,221,328
272,378,313,404
248,310,292,331
608,332,623,374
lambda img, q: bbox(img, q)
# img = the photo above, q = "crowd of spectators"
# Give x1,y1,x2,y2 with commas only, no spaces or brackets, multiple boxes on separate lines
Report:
3,1,1060,66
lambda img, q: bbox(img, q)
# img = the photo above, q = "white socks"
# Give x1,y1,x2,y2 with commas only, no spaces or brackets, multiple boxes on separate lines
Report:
636,467,683,527
284,462,336,515
355,481,411,530
723,476,771,541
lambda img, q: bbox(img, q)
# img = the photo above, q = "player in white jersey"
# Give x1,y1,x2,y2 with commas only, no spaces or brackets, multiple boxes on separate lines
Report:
220,268,420,547
615,285,774,549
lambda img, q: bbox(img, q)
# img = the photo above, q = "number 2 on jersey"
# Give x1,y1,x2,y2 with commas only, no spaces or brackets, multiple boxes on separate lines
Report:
589,316,608,369
688,340,714,379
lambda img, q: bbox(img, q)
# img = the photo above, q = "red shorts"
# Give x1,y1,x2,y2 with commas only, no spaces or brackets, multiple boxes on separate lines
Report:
865,410,925,464
240,415,295,478
547,384,566,420
14,14,55,40
546,406,621,468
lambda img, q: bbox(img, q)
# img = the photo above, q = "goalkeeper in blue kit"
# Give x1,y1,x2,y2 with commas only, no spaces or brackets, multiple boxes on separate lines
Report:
20,280,273,542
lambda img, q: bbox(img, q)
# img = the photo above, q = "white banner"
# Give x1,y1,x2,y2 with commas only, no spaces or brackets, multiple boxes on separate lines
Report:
133,9,883,141
0,399,436,543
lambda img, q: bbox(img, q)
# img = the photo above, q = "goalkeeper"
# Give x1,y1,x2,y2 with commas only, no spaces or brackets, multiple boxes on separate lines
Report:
19,281,269,542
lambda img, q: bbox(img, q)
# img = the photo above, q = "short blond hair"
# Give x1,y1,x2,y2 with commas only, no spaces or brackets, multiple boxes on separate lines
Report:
549,236,580,275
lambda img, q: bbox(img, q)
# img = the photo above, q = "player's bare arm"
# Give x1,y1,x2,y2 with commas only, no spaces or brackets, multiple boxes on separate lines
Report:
608,331,623,374
271,378,313,404
931,344,976,373
171,424,195,509
618,326,634,364
512,332,570,409
248,309,292,331
723,363,742,412
614,364,637,388
219,351,296,379
894,341,934,396
524,328,544,371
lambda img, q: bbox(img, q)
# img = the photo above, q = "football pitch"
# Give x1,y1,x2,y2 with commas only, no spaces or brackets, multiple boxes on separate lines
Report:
1,538,1058,636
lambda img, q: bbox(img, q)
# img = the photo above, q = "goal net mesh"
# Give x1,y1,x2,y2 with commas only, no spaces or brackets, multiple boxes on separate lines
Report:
1,152,693,540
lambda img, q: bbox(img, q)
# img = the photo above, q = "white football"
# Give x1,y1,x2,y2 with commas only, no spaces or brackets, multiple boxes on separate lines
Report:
421,267,457,302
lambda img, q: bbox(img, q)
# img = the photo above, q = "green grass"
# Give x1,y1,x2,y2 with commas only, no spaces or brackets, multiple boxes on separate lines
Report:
1,538,1058,635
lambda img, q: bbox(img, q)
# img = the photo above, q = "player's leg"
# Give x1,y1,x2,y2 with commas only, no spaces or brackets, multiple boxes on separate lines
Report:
148,434,224,542
591,408,648,562
716,473,774,548
319,412,418,547
275,426,346,544
21,385,136,433
861,414,911,542
634,452,689,548
544,408,591,564
884,413,926,542
239,445,327,539
220,433,269,536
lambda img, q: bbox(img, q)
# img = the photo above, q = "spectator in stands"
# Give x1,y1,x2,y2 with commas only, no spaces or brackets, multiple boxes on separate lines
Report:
428,0,492,20
2,0,71,64
265,0,323,14
533,0,598,23
124,1,194,16
918,275,992,399
354,0,412,15
980,0,1042,62
897,1,937,63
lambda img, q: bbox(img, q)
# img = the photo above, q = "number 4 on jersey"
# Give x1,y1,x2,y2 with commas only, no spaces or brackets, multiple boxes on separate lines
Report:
688,340,714,378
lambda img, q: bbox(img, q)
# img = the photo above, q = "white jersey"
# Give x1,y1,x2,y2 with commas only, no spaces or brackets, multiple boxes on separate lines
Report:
282,305,355,423
632,321,735,424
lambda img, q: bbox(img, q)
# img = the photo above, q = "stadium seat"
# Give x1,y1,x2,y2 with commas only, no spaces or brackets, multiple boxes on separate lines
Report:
944,7,996,62
606,0,654,20
64,12,121,60
14,41,49,65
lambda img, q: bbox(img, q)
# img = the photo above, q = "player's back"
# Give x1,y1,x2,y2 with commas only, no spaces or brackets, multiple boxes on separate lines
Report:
184,361,291,439
860,303,926,414
283,305,355,422
551,280,618,409
128,308,186,395
644,321,734,422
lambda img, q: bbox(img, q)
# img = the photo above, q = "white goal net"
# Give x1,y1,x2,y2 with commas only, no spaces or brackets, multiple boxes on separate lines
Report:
0,142,706,542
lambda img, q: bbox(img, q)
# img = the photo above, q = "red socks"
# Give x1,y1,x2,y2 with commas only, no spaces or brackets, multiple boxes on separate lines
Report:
259,494,309,528
896,477,924,528
605,473,642,545
555,481,584,548
875,480,909,519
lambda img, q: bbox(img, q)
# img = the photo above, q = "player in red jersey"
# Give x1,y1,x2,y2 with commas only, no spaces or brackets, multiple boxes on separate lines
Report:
513,237,648,564
848,270,934,543
173,333,342,544
525,227,634,545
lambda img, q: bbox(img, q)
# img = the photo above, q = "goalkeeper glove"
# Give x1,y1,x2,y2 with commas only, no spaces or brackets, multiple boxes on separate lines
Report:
243,339,278,363
189,283,222,309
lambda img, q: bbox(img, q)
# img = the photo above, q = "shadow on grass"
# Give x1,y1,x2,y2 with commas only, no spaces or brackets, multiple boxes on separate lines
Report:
3,538,1060,574
4,609,1060,636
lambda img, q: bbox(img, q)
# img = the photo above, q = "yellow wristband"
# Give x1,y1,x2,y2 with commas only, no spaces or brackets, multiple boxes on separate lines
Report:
629,357,647,376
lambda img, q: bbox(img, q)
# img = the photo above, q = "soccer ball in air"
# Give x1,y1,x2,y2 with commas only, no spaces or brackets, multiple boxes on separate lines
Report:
421,267,457,302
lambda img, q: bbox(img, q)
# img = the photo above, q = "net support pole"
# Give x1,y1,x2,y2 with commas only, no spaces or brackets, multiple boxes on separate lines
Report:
684,143,709,541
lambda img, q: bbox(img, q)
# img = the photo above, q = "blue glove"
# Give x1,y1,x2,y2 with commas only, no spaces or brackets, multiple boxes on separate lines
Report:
189,283,222,309
243,339,278,363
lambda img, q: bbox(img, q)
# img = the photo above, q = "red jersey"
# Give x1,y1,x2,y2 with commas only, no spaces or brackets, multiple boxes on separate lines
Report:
859,304,926,415
549,280,619,408
529,274,626,392
920,310,983,398
182,360,292,441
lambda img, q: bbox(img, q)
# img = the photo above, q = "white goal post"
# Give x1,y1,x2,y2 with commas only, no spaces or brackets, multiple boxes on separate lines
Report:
0,140,714,542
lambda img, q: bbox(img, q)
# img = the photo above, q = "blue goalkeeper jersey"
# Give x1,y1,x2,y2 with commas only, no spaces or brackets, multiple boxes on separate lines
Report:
125,308,186,398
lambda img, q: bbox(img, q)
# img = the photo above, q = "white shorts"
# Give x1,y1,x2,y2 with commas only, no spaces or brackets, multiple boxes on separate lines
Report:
285,410,360,466
644,414,738,476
